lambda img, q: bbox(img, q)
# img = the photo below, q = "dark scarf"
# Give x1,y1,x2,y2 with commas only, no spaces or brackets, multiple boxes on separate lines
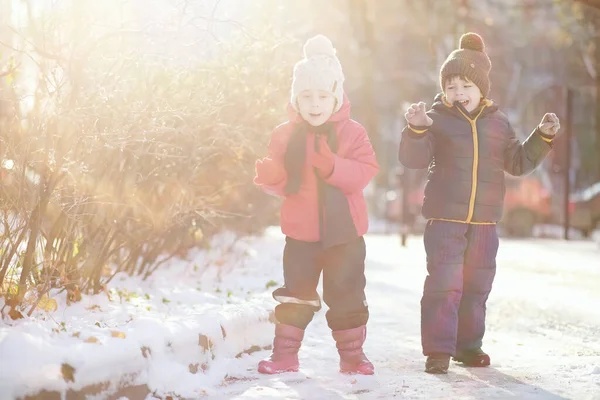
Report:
284,122,358,248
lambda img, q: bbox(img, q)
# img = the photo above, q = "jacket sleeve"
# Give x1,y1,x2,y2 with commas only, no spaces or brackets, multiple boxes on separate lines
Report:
324,126,379,194
253,128,289,197
398,117,435,170
504,120,554,176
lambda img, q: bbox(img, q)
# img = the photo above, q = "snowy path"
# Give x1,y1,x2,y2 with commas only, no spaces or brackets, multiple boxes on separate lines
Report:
218,233,600,399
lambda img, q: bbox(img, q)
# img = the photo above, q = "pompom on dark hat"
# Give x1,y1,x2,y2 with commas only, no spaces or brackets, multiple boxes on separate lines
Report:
440,32,492,98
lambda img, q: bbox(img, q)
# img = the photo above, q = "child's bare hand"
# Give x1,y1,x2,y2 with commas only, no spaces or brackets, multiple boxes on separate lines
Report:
539,113,560,136
405,102,433,127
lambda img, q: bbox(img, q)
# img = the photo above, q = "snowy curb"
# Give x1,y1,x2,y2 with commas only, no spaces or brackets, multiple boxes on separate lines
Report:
15,307,275,400
1,229,286,399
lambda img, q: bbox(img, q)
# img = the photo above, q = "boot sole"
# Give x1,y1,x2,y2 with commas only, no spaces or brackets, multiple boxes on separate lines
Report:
425,366,448,374
453,354,491,367
340,368,375,375
257,365,299,374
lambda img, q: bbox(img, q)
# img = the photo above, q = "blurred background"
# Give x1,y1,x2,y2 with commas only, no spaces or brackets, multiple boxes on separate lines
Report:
1,0,599,310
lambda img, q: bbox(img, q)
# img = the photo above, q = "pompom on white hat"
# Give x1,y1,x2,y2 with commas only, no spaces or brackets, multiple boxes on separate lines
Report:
290,34,345,113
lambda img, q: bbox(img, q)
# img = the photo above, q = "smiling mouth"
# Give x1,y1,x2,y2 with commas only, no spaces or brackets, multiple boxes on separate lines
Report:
459,100,469,107
309,113,322,118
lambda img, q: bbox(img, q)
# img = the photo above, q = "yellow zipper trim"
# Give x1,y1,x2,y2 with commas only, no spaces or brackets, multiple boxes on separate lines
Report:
408,126,428,134
428,218,496,225
456,104,487,223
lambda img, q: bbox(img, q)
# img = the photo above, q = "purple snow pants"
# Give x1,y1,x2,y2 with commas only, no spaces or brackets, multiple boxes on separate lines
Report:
421,220,499,356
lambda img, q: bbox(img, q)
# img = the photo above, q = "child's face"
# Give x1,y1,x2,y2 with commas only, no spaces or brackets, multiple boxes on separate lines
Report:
444,76,482,113
297,89,336,126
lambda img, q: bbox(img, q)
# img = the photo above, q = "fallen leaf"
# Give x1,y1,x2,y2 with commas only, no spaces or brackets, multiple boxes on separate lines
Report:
189,363,199,374
111,330,126,339
198,334,213,350
84,336,99,343
61,363,76,383
67,286,82,304
141,346,152,358
8,308,23,320
37,296,58,312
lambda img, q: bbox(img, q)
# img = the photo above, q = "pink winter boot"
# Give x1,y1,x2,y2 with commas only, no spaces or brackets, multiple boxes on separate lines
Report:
258,324,304,374
332,325,374,375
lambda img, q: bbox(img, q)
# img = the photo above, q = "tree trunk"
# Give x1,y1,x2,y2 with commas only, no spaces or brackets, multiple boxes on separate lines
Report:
347,0,382,184
596,18,600,181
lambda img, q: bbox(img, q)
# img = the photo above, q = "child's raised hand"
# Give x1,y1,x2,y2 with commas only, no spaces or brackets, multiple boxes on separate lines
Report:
405,102,433,127
539,113,560,136
311,135,335,177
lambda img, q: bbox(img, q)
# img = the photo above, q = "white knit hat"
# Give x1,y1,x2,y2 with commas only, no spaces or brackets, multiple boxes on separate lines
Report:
290,34,345,113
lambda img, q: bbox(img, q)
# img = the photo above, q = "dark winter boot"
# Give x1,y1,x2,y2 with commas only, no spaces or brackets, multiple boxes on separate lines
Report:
453,348,490,367
332,325,374,375
258,324,304,374
425,353,451,374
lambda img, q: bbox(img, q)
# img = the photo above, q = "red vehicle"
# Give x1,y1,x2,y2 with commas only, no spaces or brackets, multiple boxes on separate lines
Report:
500,175,553,236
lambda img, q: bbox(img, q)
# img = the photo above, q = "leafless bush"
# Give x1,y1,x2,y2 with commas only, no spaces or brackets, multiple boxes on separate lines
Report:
0,0,295,315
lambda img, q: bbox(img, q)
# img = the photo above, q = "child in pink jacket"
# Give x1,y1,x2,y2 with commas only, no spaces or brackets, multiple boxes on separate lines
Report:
254,34,379,375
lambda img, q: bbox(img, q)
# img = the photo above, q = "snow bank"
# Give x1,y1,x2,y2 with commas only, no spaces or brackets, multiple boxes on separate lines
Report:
0,228,284,399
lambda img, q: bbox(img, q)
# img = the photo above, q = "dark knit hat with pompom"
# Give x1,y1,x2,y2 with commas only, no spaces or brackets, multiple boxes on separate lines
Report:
440,32,491,98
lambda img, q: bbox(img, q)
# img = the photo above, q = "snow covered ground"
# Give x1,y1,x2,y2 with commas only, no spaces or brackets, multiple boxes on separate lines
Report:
218,230,600,400
1,228,599,399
